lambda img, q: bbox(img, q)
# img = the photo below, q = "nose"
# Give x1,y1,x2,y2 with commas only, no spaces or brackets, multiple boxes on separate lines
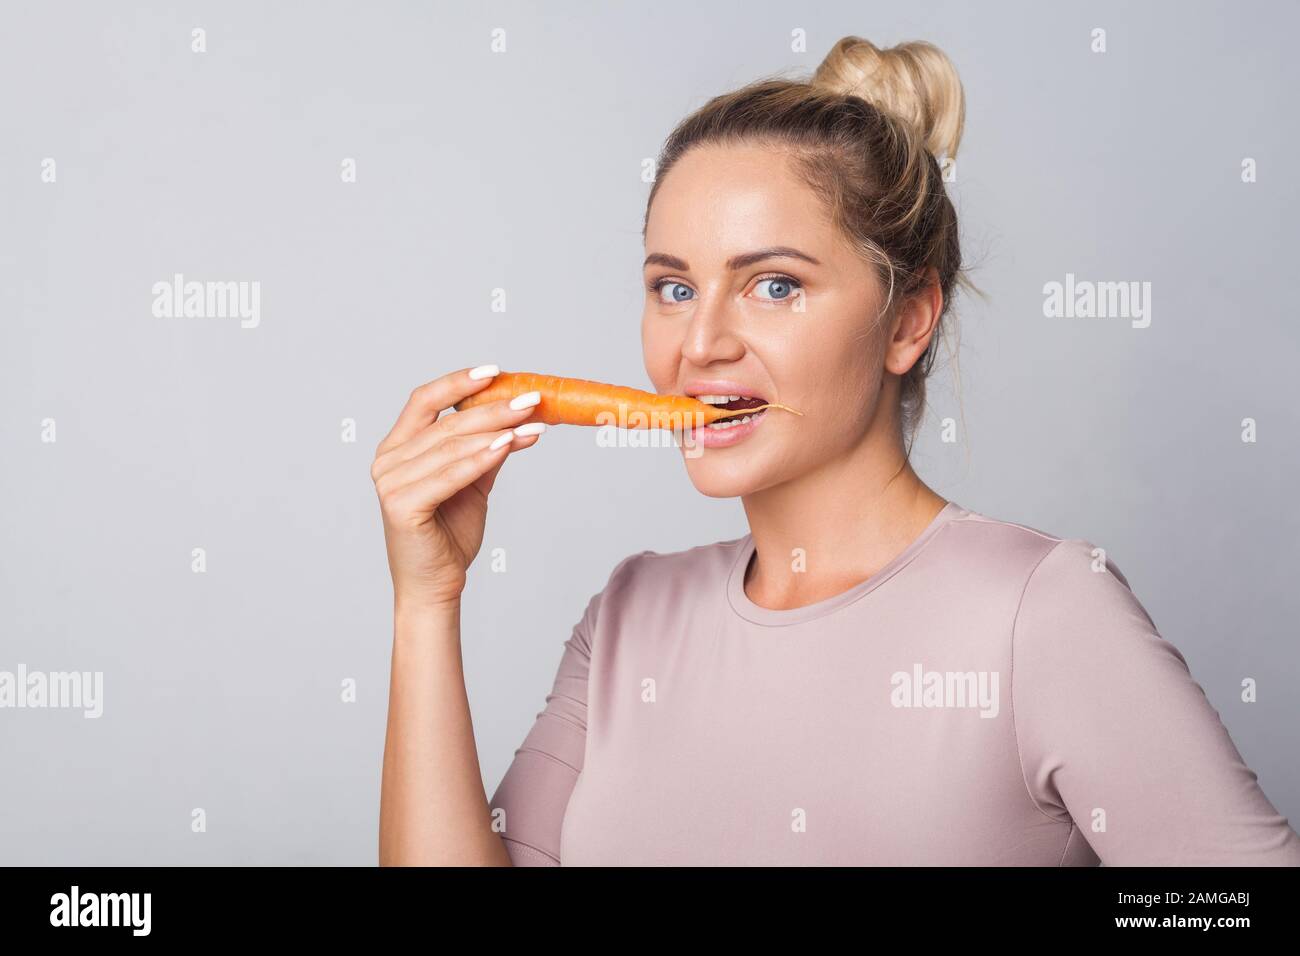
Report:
680,287,746,368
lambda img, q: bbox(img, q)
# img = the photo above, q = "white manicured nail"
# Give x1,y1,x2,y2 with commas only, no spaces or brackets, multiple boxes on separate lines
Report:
489,431,513,450
468,364,499,380
509,391,541,410
514,422,546,437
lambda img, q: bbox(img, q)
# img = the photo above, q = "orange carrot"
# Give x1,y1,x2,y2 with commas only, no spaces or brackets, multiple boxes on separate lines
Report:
455,371,801,429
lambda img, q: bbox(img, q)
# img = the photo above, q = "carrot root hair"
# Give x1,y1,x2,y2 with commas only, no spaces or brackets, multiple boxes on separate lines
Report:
714,402,804,419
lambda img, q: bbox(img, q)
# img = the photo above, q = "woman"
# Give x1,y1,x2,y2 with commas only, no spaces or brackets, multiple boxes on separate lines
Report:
375,37,1300,866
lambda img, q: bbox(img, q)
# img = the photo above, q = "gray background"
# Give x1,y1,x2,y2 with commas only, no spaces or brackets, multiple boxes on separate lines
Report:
2,0,1296,864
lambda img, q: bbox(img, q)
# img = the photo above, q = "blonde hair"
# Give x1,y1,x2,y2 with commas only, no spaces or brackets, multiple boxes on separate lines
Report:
812,37,964,161
645,36,971,451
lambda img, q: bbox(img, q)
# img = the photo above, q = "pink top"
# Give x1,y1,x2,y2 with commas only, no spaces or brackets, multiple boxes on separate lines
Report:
488,502,1300,865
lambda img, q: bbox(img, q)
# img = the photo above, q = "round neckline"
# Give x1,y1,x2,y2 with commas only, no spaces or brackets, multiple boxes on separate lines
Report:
725,501,968,627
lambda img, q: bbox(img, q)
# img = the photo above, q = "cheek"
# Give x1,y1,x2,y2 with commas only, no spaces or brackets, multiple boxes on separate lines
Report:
801,323,887,433
641,312,678,391
829,340,879,400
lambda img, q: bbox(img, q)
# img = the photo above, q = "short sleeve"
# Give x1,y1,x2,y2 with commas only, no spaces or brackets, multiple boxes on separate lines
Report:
1011,538,1300,866
488,553,641,866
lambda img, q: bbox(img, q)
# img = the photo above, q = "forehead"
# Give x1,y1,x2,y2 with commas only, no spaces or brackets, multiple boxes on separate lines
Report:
645,142,836,262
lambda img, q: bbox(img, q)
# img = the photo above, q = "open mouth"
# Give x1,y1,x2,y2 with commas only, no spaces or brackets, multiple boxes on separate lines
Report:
695,394,769,430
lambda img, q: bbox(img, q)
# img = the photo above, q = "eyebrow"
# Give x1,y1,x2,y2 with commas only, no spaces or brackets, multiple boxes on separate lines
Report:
643,246,822,272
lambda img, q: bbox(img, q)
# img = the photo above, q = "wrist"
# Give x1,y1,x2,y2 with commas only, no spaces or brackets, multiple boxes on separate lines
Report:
394,595,462,630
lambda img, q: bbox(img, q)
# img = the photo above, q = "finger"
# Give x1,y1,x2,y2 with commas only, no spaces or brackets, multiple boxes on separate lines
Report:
376,364,501,456
387,431,523,516
376,430,502,498
373,390,542,479
476,428,543,496
375,422,545,498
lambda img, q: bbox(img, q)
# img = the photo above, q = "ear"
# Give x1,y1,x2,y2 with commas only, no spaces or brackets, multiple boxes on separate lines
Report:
884,267,942,376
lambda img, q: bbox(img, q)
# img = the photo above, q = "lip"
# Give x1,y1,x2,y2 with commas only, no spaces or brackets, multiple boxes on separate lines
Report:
683,379,769,401
691,408,768,448
680,379,775,450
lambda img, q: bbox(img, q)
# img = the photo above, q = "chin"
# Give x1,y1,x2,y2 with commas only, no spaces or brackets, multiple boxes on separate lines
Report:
681,453,776,499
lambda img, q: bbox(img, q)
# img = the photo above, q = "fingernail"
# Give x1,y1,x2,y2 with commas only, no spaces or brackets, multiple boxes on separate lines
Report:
489,431,513,450
469,364,499,380
514,422,546,437
509,390,541,410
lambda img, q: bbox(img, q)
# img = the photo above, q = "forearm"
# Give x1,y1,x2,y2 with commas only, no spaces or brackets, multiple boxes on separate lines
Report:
379,601,512,866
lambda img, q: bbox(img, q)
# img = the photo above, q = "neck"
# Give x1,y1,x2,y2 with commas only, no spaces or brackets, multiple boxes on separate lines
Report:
739,419,947,610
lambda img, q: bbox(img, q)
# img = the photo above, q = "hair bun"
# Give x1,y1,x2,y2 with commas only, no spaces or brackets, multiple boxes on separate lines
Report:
811,36,965,160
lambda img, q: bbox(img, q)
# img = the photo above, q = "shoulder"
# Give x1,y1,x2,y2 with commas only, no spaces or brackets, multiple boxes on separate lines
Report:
947,511,1175,699
570,537,745,649
1011,534,1158,645
940,507,1066,571
949,513,1167,670
597,535,747,602
935,507,1152,630
941,506,1135,592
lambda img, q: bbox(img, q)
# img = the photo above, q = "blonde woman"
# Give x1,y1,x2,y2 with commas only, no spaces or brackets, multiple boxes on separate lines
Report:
375,37,1300,866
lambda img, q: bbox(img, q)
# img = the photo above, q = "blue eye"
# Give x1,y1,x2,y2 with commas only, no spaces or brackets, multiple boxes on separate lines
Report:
653,280,695,304
754,276,800,301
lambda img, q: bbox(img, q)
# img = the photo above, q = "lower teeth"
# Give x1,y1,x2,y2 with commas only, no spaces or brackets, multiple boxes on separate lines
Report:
706,413,757,430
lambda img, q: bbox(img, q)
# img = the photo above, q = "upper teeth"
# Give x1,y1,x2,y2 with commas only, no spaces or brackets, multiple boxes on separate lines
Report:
697,394,744,405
